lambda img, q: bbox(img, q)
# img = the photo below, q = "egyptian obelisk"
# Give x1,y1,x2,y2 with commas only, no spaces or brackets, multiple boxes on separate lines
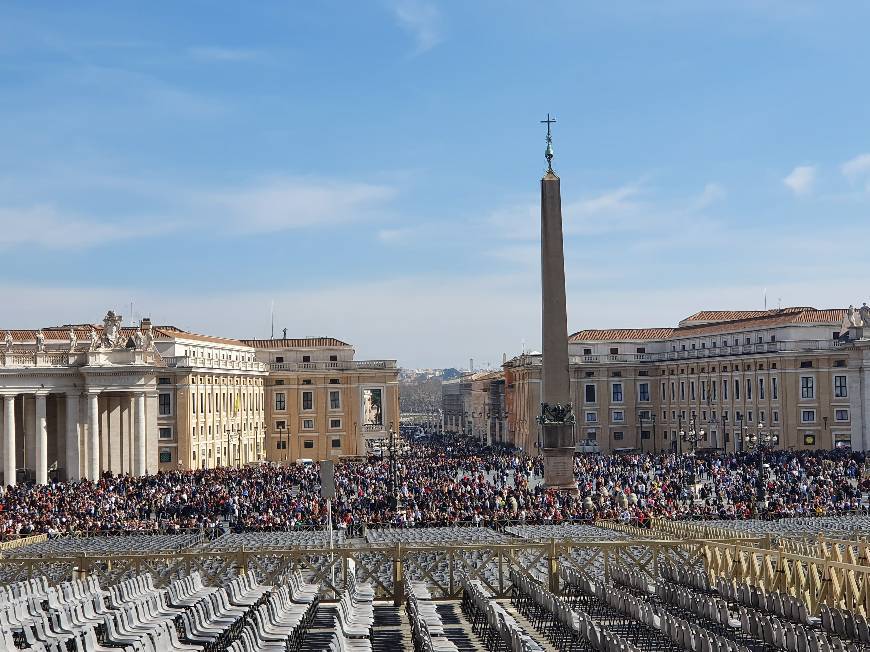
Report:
539,115,578,493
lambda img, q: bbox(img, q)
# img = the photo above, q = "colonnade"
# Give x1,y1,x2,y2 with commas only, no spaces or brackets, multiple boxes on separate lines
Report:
0,390,154,486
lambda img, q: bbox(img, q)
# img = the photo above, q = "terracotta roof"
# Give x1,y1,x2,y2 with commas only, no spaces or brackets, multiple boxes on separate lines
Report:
569,328,675,342
672,308,846,338
242,337,351,349
153,327,249,347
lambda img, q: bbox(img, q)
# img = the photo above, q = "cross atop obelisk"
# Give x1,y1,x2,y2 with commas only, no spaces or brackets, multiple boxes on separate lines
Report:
538,112,577,494
540,113,556,174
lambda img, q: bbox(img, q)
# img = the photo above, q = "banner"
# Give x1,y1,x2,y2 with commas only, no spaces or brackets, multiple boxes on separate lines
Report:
362,388,383,427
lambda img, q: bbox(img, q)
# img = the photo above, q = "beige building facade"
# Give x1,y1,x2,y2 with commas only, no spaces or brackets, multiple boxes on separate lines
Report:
491,307,870,454
0,311,398,485
244,338,399,462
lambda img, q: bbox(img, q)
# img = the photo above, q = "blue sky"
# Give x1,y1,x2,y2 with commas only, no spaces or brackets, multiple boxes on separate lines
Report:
2,1,869,368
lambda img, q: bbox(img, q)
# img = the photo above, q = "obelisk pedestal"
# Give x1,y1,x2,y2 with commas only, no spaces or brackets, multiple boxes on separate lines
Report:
539,165,578,493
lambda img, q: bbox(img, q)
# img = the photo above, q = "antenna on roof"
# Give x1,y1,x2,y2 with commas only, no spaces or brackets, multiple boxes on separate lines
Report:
130,300,134,325
270,301,275,339
763,288,767,311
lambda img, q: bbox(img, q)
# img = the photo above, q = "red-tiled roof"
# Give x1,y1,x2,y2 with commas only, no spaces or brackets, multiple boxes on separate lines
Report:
672,308,846,337
242,337,351,348
153,327,248,347
569,328,675,342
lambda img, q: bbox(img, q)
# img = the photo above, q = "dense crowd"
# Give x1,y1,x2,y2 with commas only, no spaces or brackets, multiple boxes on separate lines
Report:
0,432,866,537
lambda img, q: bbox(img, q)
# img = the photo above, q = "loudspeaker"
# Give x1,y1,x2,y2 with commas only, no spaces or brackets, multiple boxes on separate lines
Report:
320,460,335,499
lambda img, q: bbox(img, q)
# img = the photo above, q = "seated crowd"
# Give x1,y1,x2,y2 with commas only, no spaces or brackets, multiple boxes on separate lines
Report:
0,433,866,537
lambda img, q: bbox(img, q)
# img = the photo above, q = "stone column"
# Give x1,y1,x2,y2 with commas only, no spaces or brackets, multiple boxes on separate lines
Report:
540,169,577,492
66,393,80,482
134,392,146,476
34,393,48,485
87,393,100,480
3,395,15,486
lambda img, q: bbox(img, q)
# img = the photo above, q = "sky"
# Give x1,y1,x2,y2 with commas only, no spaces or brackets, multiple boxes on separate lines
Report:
2,1,870,369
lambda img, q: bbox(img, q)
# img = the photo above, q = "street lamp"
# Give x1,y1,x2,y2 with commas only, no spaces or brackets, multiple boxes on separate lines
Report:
388,422,401,510
679,418,706,452
739,423,778,510
276,424,287,463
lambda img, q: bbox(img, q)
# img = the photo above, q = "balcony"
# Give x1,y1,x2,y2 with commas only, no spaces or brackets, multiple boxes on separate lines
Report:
270,359,397,371
163,356,269,372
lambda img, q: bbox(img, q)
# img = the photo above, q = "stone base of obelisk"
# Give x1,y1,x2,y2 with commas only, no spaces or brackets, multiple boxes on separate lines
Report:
542,423,578,493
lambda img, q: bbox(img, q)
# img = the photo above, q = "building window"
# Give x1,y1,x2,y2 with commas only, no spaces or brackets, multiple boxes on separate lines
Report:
638,383,650,402
800,377,814,400
329,355,338,362
585,385,596,403
613,431,624,440
835,409,849,421
303,440,314,449
610,347,618,355
303,419,314,430
330,418,341,429
611,383,623,402
158,393,172,416
274,393,286,411
690,382,696,401
834,375,848,398
159,427,173,440
275,379,285,386
159,449,172,463
771,377,778,400
758,378,765,400
331,438,341,448
158,377,171,385
800,360,813,368
801,410,816,423
583,348,592,355
200,392,204,412
276,441,287,450
746,379,752,400
275,356,284,363
679,382,685,401
723,380,728,400
302,379,312,385
611,410,624,423
329,390,341,410
639,409,651,420
302,391,313,411
834,359,847,368
585,412,597,423
670,382,675,401
637,347,646,354
275,420,286,430
329,378,340,384
735,380,740,401
773,411,779,423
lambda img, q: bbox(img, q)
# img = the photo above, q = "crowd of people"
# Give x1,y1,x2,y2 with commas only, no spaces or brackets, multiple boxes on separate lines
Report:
0,432,866,538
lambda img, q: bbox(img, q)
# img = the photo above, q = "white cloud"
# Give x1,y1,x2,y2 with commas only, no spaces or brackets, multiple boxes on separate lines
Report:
388,0,443,54
841,153,870,189
783,165,816,196
0,204,167,249
205,177,397,233
188,47,261,62
0,174,399,248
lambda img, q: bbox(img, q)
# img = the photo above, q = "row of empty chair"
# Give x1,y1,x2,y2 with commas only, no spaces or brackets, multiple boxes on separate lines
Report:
203,531,344,550
656,565,860,652
366,526,511,545
405,579,459,652
7,534,204,557
461,575,544,651
511,568,638,652
329,568,376,651
0,566,322,652
564,566,747,652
